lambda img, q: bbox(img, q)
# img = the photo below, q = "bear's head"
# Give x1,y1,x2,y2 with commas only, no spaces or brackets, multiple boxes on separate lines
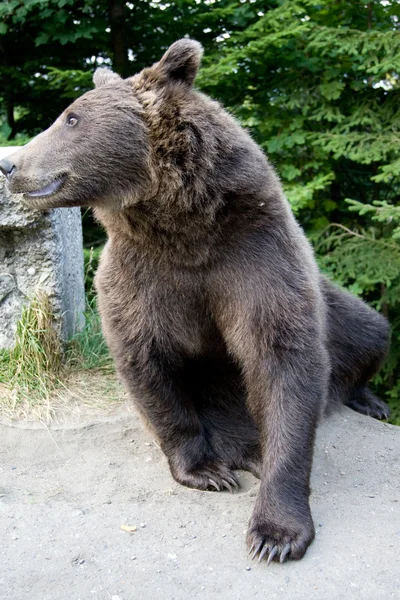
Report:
0,39,205,210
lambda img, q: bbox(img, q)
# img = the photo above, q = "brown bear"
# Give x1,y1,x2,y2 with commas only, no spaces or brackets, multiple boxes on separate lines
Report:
0,39,390,564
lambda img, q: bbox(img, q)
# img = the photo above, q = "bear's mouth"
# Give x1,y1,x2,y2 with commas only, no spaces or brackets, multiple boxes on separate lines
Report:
24,175,67,198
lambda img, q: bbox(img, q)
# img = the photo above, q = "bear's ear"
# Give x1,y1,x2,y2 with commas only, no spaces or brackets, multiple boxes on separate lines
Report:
156,39,203,87
93,68,123,88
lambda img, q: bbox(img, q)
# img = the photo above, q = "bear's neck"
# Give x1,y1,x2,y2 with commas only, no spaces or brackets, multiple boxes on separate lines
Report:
94,188,226,268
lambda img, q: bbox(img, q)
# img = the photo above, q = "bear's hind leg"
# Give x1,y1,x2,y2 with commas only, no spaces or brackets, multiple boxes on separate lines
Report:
322,277,390,420
346,387,390,420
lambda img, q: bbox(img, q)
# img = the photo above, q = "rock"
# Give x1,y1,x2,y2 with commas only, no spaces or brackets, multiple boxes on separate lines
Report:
0,274,16,302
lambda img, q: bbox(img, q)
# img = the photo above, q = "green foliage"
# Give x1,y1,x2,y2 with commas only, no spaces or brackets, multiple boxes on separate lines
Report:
46,68,93,100
0,126,30,146
0,0,237,136
315,199,400,417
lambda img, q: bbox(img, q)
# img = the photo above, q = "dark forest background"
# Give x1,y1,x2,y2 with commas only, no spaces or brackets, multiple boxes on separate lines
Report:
1,0,399,420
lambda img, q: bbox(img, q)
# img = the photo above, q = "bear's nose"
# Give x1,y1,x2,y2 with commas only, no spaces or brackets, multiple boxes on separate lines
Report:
0,158,16,179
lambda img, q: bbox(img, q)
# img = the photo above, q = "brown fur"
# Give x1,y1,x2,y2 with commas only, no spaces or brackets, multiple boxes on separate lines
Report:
0,39,390,563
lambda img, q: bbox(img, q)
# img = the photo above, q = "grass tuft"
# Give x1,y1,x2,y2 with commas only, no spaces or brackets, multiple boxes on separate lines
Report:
0,292,63,408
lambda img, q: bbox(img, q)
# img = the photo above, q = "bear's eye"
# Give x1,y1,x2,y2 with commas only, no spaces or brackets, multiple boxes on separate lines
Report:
66,115,79,127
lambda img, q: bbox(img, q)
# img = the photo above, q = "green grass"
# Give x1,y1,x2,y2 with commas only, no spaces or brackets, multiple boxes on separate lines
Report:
65,298,113,372
0,291,118,420
0,292,63,407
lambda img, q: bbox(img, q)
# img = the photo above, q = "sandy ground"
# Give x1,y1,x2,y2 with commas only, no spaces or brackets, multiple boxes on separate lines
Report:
1,403,399,600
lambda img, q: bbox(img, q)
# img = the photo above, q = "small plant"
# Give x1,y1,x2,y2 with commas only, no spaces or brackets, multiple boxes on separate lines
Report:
0,292,63,408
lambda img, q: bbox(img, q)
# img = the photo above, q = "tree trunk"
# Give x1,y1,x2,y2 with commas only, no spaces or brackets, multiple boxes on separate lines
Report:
367,3,373,29
108,0,129,77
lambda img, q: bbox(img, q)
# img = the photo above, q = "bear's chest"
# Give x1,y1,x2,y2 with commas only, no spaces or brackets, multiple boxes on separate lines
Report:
95,245,221,358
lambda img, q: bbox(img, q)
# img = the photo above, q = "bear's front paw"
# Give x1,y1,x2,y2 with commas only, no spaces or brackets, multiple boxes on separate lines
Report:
247,511,315,564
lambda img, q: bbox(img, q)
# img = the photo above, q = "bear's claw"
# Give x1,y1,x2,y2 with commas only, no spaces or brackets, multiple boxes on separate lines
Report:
171,461,240,493
208,478,220,491
249,536,291,564
247,515,314,565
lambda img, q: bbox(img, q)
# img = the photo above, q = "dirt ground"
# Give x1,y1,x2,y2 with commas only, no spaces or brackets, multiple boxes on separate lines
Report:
1,399,399,600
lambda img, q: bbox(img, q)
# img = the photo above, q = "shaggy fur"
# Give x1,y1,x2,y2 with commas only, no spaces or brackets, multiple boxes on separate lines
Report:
0,39,390,564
